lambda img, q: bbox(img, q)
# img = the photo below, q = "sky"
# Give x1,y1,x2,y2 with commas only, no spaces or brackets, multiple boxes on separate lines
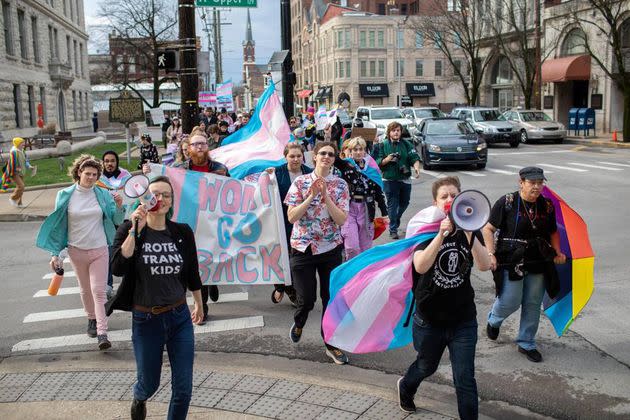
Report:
83,0,281,85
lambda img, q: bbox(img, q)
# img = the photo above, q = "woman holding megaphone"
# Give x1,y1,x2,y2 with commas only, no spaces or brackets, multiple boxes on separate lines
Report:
397,177,492,418
107,175,203,420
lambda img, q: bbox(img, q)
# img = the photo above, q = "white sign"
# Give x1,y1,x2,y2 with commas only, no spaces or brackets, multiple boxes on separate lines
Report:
150,164,291,286
150,108,165,124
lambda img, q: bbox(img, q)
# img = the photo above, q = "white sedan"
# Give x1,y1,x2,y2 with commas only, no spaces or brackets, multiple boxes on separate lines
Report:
502,110,566,144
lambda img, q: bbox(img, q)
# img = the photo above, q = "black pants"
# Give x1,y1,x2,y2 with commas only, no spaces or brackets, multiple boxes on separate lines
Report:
200,285,218,317
291,245,343,339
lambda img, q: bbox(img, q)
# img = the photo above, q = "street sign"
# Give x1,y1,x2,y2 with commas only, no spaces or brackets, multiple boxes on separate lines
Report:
156,50,177,72
109,91,145,124
195,0,257,7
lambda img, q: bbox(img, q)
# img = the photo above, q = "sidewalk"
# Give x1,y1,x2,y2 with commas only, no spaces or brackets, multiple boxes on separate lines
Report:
0,351,539,420
565,134,630,148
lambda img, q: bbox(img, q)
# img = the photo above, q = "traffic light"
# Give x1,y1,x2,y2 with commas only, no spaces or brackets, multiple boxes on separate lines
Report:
156,50,177,72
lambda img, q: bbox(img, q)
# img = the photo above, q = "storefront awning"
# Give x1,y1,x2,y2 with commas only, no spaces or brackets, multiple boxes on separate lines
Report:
406,83,435,97
313,87,326,100
297,89,313,99
359,83,389,97
542,55,591,83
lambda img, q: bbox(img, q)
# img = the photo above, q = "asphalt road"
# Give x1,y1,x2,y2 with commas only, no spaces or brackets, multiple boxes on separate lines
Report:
1,142,629,418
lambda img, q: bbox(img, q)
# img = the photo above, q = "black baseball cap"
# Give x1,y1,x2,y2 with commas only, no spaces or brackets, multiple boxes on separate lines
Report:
519,166,547,181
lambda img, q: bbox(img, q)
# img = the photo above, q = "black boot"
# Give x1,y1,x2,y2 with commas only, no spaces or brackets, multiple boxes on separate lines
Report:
131,398,146,420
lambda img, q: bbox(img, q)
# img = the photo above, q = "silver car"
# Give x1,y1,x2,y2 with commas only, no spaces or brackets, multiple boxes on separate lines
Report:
402,107,446,126
502,110,567,144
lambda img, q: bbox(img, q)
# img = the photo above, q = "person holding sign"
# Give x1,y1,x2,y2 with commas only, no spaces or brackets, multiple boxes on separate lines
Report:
266,143,313,305
285,142,351,365
107,176,203,420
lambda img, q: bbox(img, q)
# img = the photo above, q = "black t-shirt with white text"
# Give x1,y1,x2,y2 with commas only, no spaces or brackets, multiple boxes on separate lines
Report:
488,192,557,272
413,230,482,326
134,227,186,307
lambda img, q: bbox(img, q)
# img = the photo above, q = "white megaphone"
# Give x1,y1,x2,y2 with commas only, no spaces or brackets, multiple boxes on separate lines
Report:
123,174,159,212
443,190,491,236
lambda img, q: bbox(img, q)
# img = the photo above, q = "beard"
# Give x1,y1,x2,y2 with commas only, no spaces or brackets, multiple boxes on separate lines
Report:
189,149,208,165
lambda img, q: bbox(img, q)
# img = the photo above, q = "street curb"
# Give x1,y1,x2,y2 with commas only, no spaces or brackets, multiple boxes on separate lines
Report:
0,213,46,222
565,137,630,149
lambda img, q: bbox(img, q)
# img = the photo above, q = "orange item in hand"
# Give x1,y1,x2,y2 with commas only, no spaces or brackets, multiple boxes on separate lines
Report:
48,268,64,296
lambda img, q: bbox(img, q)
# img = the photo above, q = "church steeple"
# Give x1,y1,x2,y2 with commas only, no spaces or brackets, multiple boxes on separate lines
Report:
245,8,254,45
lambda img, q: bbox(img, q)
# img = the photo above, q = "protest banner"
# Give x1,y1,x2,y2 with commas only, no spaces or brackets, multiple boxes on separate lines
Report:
198,91,216,108
150,164,291,286
149,108,165,125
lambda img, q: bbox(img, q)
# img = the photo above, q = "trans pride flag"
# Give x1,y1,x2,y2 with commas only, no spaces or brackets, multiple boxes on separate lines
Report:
323,206,443,353
210,81,290,179
345,155,383,190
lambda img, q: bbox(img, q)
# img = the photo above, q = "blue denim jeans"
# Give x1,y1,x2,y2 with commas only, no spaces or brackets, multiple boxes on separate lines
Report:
400,313,478,420
132,303,194,420
488,270,545,351
383,180,411,234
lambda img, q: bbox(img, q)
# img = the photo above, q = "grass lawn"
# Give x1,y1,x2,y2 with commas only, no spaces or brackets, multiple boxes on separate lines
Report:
25,143,140,187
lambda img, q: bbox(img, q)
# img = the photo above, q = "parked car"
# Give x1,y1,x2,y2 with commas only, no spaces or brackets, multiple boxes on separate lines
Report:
416,117,488,170
402,107,446,126
501,109,566,144
354,106,414,138
450,106,520,147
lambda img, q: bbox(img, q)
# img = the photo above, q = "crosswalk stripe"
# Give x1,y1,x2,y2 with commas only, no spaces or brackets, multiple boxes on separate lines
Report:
25,293,249,323
491,150,572,156
34,284,120,298
569,162,623,171
43,271,76,280
598,161,630,168
12,315,265,352
538,163,588,172
457,171,485,177
485,168,517,175
504,165,554,174
420,169,446,178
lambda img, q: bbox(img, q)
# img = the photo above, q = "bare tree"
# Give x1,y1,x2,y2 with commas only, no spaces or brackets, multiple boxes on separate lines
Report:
488,0,559,109
410,0,495,106
97,0,179,109
564,0,630,141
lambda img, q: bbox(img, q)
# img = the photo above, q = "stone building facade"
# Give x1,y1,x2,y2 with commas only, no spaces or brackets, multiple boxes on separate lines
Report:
292,2,466,110
474,0,629,135
0,0,92,140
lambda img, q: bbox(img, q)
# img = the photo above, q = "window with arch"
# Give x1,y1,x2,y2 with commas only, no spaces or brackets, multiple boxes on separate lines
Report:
560,28,587,57
621,18,630,49
492,56,512,85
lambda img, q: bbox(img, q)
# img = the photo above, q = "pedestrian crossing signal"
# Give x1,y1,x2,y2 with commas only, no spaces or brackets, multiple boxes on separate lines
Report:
156,50,177,72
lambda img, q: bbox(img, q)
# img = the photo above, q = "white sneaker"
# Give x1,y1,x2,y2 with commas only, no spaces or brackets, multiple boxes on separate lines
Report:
8,198,18,207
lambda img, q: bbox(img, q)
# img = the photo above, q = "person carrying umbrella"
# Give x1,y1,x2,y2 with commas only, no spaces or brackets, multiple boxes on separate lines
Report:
482,167,566,363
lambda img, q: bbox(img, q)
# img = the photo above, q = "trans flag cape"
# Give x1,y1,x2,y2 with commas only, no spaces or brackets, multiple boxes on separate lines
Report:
210,81,290,179
323,206,444,354
345,154,383,190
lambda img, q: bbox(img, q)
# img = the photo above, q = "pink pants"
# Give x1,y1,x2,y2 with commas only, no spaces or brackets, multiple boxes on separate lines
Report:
341,201,374,260
68,246,109,335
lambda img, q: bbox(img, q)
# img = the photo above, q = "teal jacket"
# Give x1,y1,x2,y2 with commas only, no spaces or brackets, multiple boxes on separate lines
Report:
36,184,125,256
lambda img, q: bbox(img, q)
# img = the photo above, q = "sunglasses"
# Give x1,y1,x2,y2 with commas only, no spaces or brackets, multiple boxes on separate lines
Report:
317,151,336,157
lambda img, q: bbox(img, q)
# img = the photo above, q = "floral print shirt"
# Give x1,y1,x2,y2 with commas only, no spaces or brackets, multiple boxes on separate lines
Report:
284,172,350,255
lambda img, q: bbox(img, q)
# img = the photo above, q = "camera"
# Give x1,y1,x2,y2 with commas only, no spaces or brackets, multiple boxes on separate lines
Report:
399,165,411,177
390,152,401,162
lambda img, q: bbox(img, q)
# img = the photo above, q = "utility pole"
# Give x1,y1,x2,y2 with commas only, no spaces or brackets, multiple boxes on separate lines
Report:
280,0,294,118
535,0,542,109
179,0,198,133
213,8,224,85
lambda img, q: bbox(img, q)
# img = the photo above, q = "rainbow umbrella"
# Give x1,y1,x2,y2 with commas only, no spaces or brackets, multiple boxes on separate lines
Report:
541,186,594,336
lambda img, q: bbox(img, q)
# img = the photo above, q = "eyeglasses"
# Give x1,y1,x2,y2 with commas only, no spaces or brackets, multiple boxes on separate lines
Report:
154,192,172,199
190,142,208,148
317,151,336,157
